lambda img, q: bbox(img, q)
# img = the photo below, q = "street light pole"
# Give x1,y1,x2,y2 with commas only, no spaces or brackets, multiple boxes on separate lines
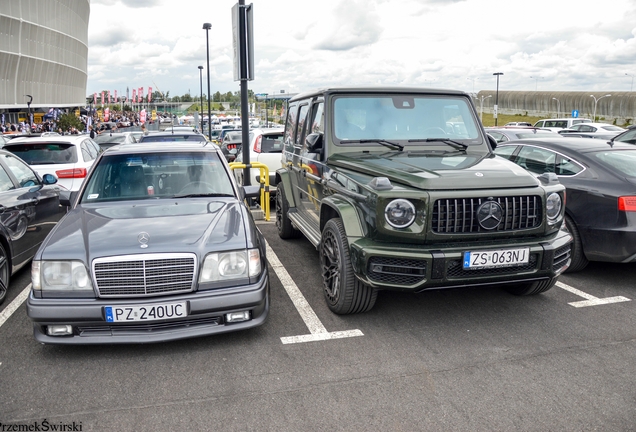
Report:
198,65,204,133
590,94,611,121
478,95,492,122
467,77,478,94
530,76,541,91
626,73,634,92
264,93,268,127
552,97,560,117
25,95,33,131
203,23,212,140
493,72,503,126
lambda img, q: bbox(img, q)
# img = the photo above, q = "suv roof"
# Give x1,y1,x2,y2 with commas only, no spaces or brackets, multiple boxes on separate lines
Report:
290,86,467,102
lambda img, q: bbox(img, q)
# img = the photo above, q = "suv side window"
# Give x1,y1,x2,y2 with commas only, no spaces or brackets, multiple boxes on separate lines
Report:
284,103,299,150
310,101,324,134
296,104,309,146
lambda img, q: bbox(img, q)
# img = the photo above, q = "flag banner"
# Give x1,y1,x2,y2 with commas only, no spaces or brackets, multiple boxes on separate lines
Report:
148,87,152,103
139,87,143,102
115,90,118,101
101,92,105,105
93,93,97,105
132,89,137,103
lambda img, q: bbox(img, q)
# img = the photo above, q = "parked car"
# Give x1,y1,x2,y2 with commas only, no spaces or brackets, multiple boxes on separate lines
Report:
610,124,636,144
26,141,269,344
137,131,207,143
494,137,636,272
533,118,592,132
275,86,571,314
93,132,137,151
220,131,243,162
558,122,626,140
234,128,285,194
0,149,65,304
4,135,101,191
504,122,533,127
485,127,561,143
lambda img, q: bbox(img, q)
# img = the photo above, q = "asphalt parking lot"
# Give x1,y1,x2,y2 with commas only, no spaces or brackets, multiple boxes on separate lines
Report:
1,220,635,431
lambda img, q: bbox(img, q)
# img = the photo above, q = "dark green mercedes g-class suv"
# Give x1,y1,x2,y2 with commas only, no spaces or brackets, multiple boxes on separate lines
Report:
275,87,572,314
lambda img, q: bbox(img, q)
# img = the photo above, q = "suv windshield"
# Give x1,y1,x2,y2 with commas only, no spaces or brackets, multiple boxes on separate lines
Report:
333,95,481,145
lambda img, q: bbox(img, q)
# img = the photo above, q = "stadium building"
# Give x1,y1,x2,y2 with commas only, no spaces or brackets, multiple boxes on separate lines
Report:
0,0,89,124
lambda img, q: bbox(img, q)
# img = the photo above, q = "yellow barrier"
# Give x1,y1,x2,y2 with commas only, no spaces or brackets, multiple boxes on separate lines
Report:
229,162,270,221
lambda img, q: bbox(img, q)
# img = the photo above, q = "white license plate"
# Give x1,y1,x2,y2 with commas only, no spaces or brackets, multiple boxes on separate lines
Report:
104,302,187,323
463,248,529,269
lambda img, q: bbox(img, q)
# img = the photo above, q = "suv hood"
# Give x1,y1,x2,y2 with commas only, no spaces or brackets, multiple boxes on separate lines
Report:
38,200,247,262
328,151,538,190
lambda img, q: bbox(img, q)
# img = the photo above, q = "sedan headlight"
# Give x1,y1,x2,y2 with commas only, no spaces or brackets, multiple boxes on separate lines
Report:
385,199,416,229
199,249,261,283
546,192,562,222
31,261,93,291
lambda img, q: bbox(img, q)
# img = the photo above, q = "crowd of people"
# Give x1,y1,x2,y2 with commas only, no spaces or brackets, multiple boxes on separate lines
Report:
0,108,164,136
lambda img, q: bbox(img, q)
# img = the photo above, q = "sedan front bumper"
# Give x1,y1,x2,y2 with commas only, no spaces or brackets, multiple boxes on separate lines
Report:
27,272,269,344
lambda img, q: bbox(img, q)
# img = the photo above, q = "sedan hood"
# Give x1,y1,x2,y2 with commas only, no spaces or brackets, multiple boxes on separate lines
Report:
328,151,538,190
39,199,248,262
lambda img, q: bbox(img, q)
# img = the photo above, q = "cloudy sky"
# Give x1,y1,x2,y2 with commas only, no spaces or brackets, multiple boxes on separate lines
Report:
87,0,636,99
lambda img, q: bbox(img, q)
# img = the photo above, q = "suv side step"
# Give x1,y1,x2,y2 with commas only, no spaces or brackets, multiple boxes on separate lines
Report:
288,212,321,248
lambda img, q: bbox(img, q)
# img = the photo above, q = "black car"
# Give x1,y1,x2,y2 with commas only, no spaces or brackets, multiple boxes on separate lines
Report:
137,131,207,143
220,131,242,162
494,137,636,272
0,150,65,304
27,142,269,344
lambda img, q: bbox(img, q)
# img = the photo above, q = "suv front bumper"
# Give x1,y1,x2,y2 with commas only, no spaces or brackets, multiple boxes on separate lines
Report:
349,230,572,292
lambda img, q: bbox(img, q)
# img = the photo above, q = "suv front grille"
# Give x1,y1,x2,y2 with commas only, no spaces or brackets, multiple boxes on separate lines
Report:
433,196,542,233
368,257,427,286
93,253,197,298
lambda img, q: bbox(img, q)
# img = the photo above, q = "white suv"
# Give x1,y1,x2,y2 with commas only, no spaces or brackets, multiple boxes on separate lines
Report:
533,118,592,132
234,127,284,194
4,135,100,191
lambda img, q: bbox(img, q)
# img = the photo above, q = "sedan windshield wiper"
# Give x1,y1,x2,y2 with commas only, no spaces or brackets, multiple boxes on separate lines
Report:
339,139,404,151
407,138,468,151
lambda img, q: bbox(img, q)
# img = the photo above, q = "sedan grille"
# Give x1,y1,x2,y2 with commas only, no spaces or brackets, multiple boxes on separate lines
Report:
433,196,542,233
93,253,197,298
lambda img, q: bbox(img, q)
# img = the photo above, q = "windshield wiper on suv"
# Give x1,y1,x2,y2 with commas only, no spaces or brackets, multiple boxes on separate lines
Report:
408,138,468,151
339,139,404,151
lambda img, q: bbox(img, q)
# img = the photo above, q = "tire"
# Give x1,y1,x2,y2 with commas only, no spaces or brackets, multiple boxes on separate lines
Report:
276,182,300,239
0,242,10,305
506,276,557,296
564,214,588,273
320,218,377,314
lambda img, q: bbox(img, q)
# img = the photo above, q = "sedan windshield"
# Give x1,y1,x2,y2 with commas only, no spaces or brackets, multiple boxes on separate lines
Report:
80,151,235,202
333,95,482,145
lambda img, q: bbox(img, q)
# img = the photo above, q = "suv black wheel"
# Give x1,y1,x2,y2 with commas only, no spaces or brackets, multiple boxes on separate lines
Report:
320,218,377,314
564,214,588,273
0,243,10,305
506,276,557,296
276,182,300,239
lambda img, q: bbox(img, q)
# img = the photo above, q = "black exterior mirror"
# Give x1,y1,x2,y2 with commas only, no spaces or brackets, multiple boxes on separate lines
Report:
306,133,323,152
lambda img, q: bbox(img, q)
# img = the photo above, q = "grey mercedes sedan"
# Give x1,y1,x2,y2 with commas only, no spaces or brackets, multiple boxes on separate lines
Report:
26,141,269,344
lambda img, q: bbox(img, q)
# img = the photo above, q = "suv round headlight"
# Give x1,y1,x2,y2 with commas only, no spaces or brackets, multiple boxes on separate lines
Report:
385,199,416,228
546,192,562,221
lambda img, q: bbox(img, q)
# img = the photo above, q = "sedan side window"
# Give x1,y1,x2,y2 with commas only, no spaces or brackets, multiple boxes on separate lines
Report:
0,165,16,192
2,153,40,187
493,145,517,160
556,154,584,176
517,147,555,174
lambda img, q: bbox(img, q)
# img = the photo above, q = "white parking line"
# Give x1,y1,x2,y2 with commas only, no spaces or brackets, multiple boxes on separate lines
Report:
265,241,364,344
0,284,30,329
556,281,631,308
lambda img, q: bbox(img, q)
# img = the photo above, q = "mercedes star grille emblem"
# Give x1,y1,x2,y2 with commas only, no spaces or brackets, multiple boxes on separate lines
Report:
477,201,503,230
138,232,150,248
